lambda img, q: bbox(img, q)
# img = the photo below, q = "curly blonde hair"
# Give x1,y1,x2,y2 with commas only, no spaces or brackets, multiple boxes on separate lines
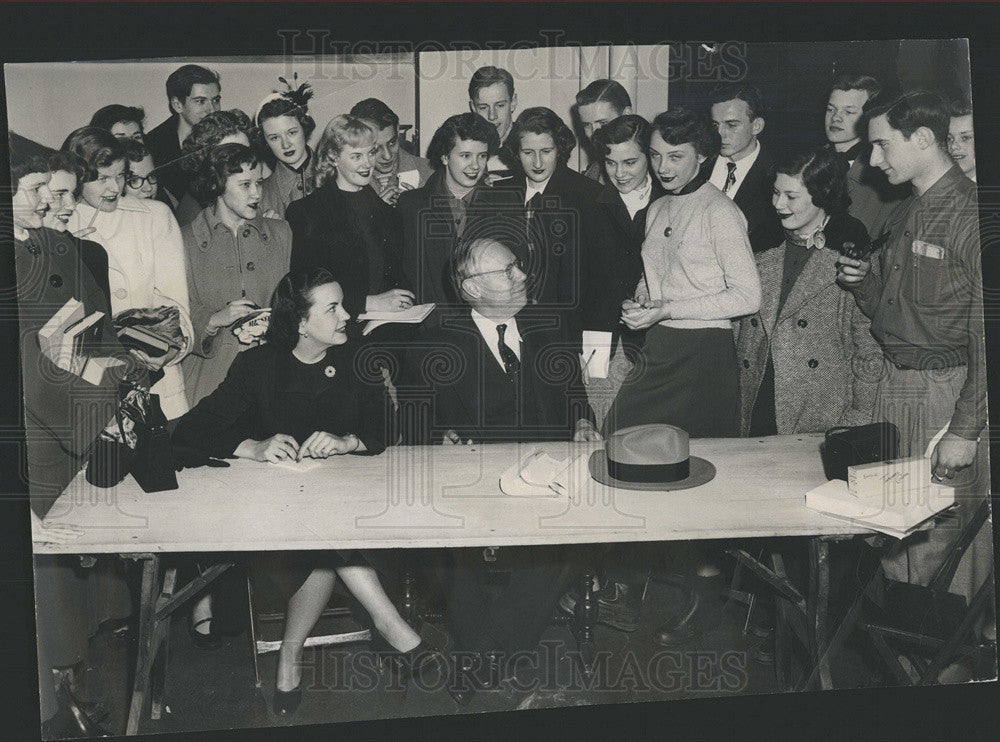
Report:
313,114,376,188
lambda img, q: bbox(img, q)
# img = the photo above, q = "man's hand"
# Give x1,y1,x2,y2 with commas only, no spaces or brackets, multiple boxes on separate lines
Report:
375,179,413,206
930,431,979,481
836,256,871,287
572,419,602,442
366,288,416,313
299,431,360,459
208,298,259,332
621,299,668,331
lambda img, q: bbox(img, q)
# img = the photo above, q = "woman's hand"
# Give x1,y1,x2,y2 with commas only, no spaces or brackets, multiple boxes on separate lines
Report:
572,419,602,442
621,299,668,331
208,298,259,332
366,288,416,313
298,431,360,459
237,434,300,463
441,430,473,445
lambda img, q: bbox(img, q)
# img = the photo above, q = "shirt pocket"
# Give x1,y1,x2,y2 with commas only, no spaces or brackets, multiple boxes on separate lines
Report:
909,251,956,306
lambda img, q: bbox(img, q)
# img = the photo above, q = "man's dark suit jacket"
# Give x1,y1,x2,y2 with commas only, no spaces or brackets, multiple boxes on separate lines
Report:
467,165,602,317
400,306,595,445
145,114,189,207
286,182,407,320
396,169,489,308
582,178,666,351
709,146,784,254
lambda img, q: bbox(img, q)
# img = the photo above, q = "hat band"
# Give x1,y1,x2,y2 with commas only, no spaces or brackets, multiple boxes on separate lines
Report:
607,458,690,483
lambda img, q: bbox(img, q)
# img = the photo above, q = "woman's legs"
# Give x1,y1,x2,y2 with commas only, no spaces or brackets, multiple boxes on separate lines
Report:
336,565,421,653
276,567,338,692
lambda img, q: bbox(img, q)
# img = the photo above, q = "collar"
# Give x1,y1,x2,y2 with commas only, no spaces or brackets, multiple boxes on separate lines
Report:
618,174,654,214
667,164,712,197
203,205,264,235
524,175,553,204
785,214,832,249
289,148,313,175
728,138,761,169
840,140,866,164
471,308,522,343
916,163,971,204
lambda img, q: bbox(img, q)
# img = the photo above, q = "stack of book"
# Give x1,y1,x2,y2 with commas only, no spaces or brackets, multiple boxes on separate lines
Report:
39,298,123,385
805,456,955,538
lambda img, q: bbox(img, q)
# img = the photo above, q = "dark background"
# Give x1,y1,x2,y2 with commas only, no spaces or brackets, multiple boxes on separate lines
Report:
2,3,998,741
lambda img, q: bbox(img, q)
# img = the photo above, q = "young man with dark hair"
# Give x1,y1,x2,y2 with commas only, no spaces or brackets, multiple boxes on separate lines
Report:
824,73,906,239
89,104,146,141
145,64,222,205
397,112,498,306
707,83,783,253
468,65,518,184
349,97,433,205
575,79,633,184
837,91,992,640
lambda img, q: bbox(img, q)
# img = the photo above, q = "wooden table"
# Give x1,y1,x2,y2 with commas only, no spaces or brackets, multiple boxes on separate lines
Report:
37,435,874,733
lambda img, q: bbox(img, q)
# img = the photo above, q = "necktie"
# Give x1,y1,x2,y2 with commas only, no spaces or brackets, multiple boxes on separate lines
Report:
722,161,737,195
496,324,520,377
526,191,543,221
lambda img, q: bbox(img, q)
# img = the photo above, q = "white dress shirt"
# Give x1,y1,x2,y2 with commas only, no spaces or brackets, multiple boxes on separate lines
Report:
709,139,761,199
619,175,654,220
471,309,522,370
524,176,553,205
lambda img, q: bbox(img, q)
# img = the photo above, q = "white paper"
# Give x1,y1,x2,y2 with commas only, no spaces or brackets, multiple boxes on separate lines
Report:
581,330,612,379
397,169,421,190
271,458,322,473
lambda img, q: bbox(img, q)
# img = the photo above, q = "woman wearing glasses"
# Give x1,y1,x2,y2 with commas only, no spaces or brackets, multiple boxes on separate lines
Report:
63,126,194,419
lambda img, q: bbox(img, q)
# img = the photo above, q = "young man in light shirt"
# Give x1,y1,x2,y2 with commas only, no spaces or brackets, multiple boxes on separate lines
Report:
469,65,518,184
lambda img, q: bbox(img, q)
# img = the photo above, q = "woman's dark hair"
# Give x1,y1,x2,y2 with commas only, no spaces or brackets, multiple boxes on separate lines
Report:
650,108,720,159
426,112,500,167
254,93,317,166
45,151,88,197
591,114,652,160
265,267,338,350
60,126,127,183
190,143,259,207
121,139,152,165
89,104,146,135
774,146,851,216
180,109,254,174
11,155,52,188
503,107,577,168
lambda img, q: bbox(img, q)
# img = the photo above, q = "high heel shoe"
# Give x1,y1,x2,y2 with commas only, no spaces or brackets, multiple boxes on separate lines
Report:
372,635,472,705
271,685,302,716
188,615,222,650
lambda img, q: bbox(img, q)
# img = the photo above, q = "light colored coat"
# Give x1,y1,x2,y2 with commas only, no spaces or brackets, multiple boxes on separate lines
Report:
736,242,882,435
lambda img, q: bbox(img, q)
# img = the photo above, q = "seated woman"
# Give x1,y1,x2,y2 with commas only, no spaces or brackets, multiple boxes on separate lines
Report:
738,146,881,437
171,268,445,715
253,81,318,218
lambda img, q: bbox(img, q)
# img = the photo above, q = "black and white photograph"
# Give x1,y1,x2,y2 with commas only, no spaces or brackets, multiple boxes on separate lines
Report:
2,3,998,741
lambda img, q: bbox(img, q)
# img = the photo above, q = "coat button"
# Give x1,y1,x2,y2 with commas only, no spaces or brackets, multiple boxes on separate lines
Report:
742,359,751,369
797,319,808,328
246,262,256,271
200,240,208,249
808,359,819,369
750,317,758,327
887,298,894,305
297,183,304,191
893,264,900,270
242,228,251,238
261,233,268,241
48,274,63,288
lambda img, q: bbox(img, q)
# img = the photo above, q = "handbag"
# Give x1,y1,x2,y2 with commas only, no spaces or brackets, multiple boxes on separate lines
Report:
821,422,901,481
85,382,178,492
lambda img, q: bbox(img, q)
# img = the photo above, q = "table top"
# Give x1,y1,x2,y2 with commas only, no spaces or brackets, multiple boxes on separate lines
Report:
36,434,872,554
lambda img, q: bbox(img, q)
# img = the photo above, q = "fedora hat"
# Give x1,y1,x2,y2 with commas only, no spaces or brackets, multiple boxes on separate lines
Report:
589,424,715,491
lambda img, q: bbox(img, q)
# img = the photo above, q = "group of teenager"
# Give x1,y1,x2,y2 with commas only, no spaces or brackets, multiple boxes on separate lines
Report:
12,60,990,734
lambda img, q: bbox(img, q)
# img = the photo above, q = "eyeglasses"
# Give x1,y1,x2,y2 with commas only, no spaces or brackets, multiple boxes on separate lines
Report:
464,257,526,282
126,172,158,189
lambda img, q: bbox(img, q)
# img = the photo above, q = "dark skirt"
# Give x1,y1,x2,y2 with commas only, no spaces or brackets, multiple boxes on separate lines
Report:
602,325,739,438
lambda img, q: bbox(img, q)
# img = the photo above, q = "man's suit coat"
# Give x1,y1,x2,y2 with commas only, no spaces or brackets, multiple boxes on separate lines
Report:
400,307,594,444
710,146,784,254
468,165,602,317
145,115,189,206
286,182,407,319
736,216,882,436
